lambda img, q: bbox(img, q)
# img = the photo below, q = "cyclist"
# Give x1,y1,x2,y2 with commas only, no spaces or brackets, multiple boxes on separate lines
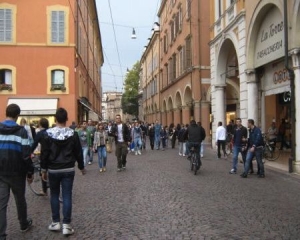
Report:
185,120,203,170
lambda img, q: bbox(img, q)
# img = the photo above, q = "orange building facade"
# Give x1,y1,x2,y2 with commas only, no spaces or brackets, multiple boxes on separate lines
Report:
0,0,103,126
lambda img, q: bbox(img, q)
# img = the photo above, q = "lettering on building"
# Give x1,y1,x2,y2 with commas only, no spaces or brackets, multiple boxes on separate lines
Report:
273,69,289,84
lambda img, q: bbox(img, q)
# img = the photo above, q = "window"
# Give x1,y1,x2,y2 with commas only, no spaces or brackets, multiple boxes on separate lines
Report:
51,11,65,43
218,0,222,18
185,37,192,69
178,47,184,74
186,0,191,19
0,8,12,42
0,69,12,90
172,54,177,80
178,7,182,31
51,69,66,91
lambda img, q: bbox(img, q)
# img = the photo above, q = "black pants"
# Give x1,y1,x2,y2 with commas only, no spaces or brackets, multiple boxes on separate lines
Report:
217,140,226,158
149,136,154,150
115,142,128,168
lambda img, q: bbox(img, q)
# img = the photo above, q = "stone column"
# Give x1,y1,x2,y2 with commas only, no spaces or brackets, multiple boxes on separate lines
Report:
214,84,226,126
193,100,201,122
201,100,211,143
245,69,259,124
173,107,182,125
182,106,191,125
291,50,300,173
167,110,173,126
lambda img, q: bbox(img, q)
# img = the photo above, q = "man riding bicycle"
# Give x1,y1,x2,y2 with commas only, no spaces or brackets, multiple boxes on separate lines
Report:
185,120,203,170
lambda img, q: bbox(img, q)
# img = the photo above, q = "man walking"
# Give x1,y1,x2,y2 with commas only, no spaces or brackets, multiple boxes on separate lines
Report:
229,118,248,174
0,104,33,239
215,121,227,158
154,120,161,150
240,119,265,178
77,121,92,167
41,108,85,236
111,114,131,171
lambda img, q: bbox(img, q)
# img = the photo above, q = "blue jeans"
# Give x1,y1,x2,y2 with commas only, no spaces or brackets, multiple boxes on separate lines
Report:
199,142,204,156
232,145,246,171
133,138,142,151
155,135,160,149
244,147,264,175
48,171,75,224
88,147,94,162
97,146,107,168
0,174,28,239
82,146,89,166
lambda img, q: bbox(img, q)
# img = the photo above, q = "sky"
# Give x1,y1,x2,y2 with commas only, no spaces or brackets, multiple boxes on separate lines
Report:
96,0,161,93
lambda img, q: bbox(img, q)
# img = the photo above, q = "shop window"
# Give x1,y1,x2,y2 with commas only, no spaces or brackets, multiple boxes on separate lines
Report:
0,69,12,91
51,69,66,91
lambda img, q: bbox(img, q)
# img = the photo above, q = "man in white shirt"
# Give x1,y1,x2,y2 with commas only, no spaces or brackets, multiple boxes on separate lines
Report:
215,121,227,158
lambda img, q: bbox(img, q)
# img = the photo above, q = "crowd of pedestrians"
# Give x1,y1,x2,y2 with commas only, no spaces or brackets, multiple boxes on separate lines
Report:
1,103,276,239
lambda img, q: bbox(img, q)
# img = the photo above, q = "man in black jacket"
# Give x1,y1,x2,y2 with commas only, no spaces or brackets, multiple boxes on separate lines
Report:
111,114,131,171
185,120,202,170
0,104,33,239
41,108,85,236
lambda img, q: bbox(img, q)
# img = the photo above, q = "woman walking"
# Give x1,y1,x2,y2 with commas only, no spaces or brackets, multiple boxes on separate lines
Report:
93,123,108,173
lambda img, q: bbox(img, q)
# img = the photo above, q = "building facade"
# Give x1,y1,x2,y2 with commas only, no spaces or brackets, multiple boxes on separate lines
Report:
0,0,103,126
210,0,300,172
155,0,211,134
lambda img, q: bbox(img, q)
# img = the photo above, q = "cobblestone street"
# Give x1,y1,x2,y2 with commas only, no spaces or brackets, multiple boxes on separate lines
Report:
6,144,300,240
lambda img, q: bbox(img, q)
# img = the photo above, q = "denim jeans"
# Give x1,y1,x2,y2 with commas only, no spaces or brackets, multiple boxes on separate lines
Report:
48,171,75,224
199,142,204,156
179,142,186,155
0,174,28,239
97,146,107,168
82,146,89,166
244,147,264,175
133,138,142,151
88,147,94,162
154,135,160,149
232,145,246,171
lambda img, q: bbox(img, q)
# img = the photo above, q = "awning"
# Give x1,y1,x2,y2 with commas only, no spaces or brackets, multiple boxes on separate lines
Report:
89,110,100,121
264,85,290,97
7,98,58,115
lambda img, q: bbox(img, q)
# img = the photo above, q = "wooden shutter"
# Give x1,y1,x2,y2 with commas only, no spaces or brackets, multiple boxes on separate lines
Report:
51,11,65,43
0,9,12,42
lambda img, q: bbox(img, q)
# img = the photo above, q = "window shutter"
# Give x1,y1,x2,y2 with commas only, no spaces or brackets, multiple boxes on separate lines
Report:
51,11,65,43
0,9,12,42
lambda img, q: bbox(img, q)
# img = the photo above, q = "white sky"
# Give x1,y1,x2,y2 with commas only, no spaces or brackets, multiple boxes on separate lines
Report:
96,0,160,92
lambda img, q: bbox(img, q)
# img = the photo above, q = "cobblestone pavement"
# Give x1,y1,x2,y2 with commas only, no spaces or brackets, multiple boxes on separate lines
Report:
6,143,300,240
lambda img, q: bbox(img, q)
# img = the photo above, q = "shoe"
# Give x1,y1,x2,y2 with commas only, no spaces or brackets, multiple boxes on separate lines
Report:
258,174,265,178
117,168,121,172
201,154,204,158
229,169,236,174
179,153,182,156
240,173,247,178
62,224,74,235
122,165,126,170
248,170,254,175
99,168,103,173
187,156,191,160
183,154,186,157
138,150,141,155
103,167,106,172
135,151,138,155
20,218,33,232
88,161,92,165
48,222,61,231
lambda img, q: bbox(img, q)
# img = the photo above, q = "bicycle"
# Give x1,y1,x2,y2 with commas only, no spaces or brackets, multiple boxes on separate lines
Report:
262,134,281,161
189,146,201,175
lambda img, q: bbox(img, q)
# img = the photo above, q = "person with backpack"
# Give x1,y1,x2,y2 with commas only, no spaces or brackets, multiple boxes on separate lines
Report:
131,121,143,155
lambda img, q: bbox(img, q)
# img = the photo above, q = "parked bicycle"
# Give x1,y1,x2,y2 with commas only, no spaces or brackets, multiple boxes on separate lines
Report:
189,146,201,175
262,134,281,161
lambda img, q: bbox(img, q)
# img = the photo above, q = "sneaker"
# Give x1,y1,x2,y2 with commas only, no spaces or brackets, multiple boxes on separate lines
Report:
20,218,33,232
138,150,141,155
103,167,106,172
99,168,103,173
122,165,126,170
229,169,236,174
240,173,247,178
117,168,121,172
135,151,138,155
88,161,92,165
179,153,182,156
62,224,74,235
48,222,61,231
183,154,186,157
201,154,204,158
258,174,265,178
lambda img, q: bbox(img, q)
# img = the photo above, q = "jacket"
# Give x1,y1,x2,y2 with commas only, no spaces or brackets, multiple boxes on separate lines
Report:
186,123,202,143
249,126,264,148
40,127,84,172
233,125,248,147
0,120,33,176
111,123,131,143
93,130,108,148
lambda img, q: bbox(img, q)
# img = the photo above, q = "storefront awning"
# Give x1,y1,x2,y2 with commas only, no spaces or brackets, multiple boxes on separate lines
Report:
7,98,58,115
264,85,290,97
89,110,100,121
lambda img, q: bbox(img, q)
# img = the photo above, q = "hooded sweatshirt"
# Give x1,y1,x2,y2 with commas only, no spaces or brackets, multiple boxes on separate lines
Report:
0,120,33,176
40,127,84,173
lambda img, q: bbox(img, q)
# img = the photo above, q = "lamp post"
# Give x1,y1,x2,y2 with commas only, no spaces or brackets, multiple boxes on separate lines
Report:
284,0,295,173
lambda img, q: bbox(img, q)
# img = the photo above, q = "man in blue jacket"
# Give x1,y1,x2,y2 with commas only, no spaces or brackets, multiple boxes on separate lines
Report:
240,119,265,178
0,104,33,239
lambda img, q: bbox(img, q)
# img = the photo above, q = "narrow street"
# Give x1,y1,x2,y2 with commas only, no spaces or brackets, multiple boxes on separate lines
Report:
6,144,300,239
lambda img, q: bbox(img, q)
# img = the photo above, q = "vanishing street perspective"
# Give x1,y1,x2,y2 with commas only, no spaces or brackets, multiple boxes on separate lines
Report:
1,0,300,239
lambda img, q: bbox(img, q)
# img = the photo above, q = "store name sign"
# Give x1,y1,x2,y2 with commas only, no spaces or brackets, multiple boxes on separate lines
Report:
273,68,290,84
255,7,284,68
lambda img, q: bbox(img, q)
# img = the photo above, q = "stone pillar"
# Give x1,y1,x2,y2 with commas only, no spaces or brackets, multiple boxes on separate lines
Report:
214,84,226,126
201,100,211,143
173,108,181,125
162,111,167,126
182,106,191,125
245,69,259,124
193,100,201,122
291,50,300,173
167,110,173,126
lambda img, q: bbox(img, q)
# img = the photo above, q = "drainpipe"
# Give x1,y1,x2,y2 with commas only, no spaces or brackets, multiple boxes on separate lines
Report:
284,0,295,173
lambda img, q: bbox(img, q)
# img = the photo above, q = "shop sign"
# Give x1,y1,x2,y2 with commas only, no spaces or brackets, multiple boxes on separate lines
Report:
273,69,289,84
255,7,284,68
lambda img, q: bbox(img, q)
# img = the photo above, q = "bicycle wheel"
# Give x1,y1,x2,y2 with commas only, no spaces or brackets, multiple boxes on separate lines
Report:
192,154,198,175
28,162,46,196
190,157,194,171
265,146,281,161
